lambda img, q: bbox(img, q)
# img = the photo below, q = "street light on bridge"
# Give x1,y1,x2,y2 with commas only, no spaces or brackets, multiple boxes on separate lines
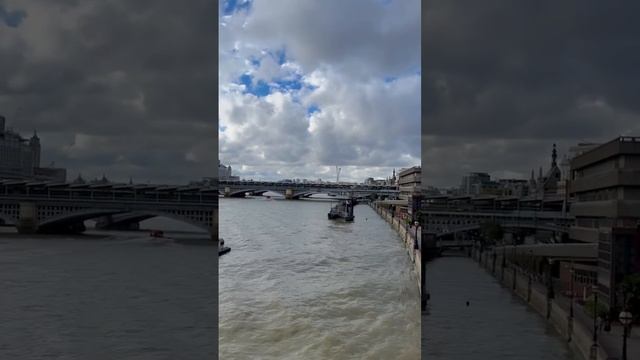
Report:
619,309,633,360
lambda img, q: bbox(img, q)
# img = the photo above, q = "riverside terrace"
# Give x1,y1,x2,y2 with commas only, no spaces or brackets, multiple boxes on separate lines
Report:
218,179,399,199
0,179,218,236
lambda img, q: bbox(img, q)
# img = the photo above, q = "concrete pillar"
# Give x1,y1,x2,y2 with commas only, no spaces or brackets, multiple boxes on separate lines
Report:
211,208,218,241
224,187,231,197
17,202,38,234
95,215,114,229
285,188,294,200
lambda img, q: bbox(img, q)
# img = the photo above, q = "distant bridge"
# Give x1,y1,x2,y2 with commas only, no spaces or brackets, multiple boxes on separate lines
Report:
419,193,574,240
219,179,399,199
436,239,474,249
0,179,218,237
421,208,573,239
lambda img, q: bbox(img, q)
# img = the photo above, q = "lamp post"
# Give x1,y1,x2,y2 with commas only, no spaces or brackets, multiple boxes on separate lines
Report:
569,266,575,319
590,284,599,360
619,310,633,360
414,221,419,250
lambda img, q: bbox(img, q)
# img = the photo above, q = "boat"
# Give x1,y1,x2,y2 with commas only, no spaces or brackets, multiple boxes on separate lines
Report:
219,238,231,256
328,199,354,221
149,230,164,238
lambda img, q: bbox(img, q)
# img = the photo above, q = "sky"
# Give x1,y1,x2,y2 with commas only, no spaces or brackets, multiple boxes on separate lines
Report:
423,1,640,188
219,0,420,182
0,0,216,184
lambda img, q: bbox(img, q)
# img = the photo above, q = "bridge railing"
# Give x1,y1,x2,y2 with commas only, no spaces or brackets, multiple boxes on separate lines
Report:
0,189,218,206
218,180,397,191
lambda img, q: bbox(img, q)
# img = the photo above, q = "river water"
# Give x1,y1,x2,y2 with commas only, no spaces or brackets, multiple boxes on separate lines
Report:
423,255,577,359
219,197,420,359
0,218,216,360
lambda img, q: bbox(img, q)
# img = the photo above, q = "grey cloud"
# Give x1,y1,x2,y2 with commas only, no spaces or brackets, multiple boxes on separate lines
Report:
0,0,216,184
423,0,640,187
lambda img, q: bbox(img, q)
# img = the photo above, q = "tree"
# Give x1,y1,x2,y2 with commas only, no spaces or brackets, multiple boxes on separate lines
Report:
585,294,609,319
620,274,640,320
480,221,504,245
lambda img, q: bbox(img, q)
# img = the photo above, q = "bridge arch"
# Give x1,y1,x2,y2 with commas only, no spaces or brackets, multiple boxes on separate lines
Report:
96,211,212,233
36,209,212,234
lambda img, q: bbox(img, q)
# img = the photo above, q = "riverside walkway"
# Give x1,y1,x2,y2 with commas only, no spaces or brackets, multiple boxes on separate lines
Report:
472,247,639,360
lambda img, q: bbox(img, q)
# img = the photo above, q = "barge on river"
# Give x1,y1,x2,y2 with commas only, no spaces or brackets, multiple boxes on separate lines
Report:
328,199,354,221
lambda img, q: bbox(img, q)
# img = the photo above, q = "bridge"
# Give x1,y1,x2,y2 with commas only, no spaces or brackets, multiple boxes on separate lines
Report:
218,179,399,199
420,194,573,240
436,239,475,249
0,179,218,237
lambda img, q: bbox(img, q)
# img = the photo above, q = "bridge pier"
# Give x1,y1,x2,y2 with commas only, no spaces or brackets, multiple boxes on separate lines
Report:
16,202,38,234
285,188,294,200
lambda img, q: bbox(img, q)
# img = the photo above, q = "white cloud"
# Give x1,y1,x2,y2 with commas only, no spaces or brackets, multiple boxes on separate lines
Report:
219,0,420,182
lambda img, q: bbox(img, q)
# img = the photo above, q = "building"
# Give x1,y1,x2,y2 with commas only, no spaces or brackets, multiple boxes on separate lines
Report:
0,115,39,178
218,160,239,181
498,179,529,197
34,167,67,182
398,166,422,222
527,144,563,199
460,172,492,195
0,115,66,182
569,136,640,309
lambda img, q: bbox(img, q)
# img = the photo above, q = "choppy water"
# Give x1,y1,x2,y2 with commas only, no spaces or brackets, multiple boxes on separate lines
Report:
423,255,577,359
219,197,420,360
0,218,216,359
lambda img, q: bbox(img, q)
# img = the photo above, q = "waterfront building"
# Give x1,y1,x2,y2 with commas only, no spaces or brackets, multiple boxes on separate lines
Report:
568,136,640,309
0,115,66,182
398,166,422,222
218,160,239,181
0,115,38,178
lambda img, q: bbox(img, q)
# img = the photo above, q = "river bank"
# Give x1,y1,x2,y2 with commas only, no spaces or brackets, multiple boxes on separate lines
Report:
470,247,610,360
371,202,421,293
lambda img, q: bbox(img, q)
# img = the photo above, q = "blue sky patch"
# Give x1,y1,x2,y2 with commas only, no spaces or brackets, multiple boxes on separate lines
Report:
384,76,398,83
307,105,320,116
223,0,252,15
273,74,303,92
238,73,271,97
275,48,287,65
0,6,26,28
249,57,261,67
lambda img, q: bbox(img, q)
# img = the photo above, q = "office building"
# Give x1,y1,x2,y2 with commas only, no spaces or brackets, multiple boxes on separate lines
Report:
569,136,640,308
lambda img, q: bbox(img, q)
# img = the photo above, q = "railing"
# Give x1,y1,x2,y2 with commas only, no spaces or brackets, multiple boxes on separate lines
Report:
0,191,218,206
218,180,397,191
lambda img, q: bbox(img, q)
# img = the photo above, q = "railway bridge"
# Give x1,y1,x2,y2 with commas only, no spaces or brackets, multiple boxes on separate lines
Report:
0,179,218,237
219,179,398,199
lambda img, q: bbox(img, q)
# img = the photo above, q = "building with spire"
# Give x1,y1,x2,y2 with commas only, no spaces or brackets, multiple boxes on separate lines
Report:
218,160,239,181
0,115,66,182
527,144,562,199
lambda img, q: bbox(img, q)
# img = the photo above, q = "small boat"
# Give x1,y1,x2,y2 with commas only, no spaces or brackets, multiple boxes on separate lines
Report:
149,230,164,238
328,199,354,221
219,238,231,256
